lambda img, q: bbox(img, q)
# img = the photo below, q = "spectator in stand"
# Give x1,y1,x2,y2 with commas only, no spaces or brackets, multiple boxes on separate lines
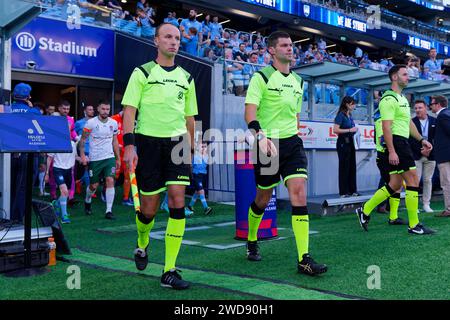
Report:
243,52,262,92
136,8,151,27
225,48,244,96
180,9,203,49
229,32,240,50
257,46,266,65
96,0,122,11
136,0,146,11
234,43,249,62
183,27,199,56
209,16,223,40
202,14,212,41
145,5,156,26
355,46,363,61
210,36,224,57
407,56,420,78
203,47,217,62
318,38,327,51
164,12,179,27
423,48,450,80
254,35,264,49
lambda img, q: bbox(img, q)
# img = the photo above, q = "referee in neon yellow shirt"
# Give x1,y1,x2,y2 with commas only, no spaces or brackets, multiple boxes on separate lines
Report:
244,31,327,276
122,23,197,290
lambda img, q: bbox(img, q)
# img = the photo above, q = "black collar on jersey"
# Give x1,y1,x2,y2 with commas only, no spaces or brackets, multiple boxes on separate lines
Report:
154,60,177,72
271,64,290,77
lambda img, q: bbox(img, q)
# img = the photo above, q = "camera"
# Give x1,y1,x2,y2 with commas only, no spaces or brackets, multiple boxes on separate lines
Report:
25,60,36,70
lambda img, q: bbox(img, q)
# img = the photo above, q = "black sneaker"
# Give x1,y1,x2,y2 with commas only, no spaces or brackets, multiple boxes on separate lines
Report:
133,245,148,271
408,223,436,235
298,253,328,276
388,218,407,225
204,207,213,216
160,269,190,290
356,206,370,231
105,212,115,220
85,201,92,215
246,241,261,261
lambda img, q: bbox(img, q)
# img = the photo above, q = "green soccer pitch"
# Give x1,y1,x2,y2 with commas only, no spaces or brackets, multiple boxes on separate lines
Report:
1,189,449,300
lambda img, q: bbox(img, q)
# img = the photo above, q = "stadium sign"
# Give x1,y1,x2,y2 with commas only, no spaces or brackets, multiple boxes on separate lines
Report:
299,121,375,150
12,17,114,79
239,0,450,56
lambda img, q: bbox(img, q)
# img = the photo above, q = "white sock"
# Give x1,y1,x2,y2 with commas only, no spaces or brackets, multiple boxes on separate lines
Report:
85,186,95,204
106,187,115,213
39,172,45,194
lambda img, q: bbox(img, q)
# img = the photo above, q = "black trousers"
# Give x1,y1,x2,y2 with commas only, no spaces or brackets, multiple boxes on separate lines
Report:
336,138,357,196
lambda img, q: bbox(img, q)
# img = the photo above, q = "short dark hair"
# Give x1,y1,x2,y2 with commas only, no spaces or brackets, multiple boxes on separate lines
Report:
59,100,70,107
250,52,258,58
155,22,180,37
414,99,427,107
98,99,110,107
267,31,291,49
388,64,407,81
432,95,448,108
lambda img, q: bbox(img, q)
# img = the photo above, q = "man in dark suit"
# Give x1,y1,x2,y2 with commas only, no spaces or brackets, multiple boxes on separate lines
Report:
409,100,436,213
430,95,450,217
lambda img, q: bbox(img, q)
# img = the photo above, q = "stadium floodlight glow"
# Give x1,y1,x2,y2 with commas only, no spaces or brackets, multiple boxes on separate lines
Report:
294,38,310,43
326,44,336,48
121,0,126,3
220,19,231,25
196,13,203,18
298,26,324,35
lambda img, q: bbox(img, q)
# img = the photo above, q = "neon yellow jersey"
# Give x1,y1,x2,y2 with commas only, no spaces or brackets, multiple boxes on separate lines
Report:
121,61,198,138
245,65,304,139
379,90,411,139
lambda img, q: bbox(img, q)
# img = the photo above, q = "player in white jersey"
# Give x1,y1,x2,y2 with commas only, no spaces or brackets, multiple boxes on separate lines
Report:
46,140,79,224
79,101,120,220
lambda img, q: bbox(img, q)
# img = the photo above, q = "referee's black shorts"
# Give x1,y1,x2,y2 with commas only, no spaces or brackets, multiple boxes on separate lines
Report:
380,135,416,176
135,134,191,195
253,134,308,190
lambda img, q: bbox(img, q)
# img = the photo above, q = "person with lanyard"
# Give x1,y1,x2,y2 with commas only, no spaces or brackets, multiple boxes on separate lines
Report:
333,96,360,198
122,23,198,290
356,64,435,235
244,31,327,276
409,100,436,213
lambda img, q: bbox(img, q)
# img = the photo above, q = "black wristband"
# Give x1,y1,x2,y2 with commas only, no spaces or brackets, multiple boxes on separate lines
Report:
123,133,135,146
419,138,425,143
248,120,262,133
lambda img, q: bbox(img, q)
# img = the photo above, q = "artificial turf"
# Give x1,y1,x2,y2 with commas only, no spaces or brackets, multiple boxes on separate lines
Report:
1,189,449,300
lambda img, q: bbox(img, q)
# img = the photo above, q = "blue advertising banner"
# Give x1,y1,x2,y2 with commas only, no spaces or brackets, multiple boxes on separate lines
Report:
239,0,450,56
0,114,72,153
11,17,114,79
